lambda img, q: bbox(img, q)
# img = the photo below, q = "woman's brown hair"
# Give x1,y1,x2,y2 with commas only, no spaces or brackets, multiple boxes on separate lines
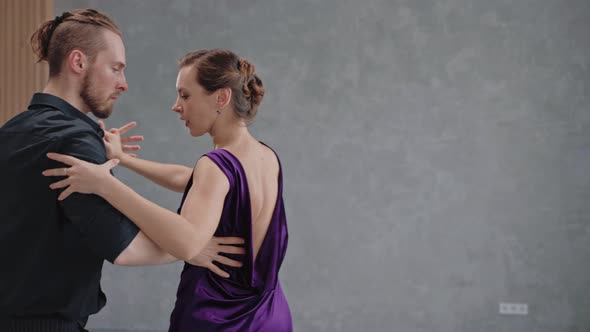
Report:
179,49,265,122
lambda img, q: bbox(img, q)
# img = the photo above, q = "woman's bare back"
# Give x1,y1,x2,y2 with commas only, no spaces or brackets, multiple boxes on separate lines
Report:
224,141,279,262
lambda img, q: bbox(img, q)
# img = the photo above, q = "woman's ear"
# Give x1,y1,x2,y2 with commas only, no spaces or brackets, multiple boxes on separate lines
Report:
216,87,232,109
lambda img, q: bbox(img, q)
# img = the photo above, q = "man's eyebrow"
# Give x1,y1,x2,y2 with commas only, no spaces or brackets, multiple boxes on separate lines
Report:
114,62,126,69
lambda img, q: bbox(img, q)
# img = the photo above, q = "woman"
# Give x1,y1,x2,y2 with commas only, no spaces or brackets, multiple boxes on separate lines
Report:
43,49,292,331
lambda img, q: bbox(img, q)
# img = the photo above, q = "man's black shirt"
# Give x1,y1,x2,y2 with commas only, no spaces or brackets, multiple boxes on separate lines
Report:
0,93,139,320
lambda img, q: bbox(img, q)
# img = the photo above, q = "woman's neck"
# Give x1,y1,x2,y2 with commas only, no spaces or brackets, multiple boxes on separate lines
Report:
211,121,252,150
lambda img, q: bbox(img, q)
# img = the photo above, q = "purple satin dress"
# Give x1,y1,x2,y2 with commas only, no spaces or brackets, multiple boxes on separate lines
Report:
169,147,292,332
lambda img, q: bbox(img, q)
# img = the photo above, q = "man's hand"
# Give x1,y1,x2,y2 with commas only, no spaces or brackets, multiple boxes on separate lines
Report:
98,120,144,161
187,236,245,278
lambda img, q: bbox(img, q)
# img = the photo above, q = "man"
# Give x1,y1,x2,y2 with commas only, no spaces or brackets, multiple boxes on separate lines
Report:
0,9,242,332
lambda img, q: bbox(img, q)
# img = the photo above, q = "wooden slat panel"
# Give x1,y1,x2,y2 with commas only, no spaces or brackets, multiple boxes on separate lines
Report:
0,0,6,124
0,0,52,125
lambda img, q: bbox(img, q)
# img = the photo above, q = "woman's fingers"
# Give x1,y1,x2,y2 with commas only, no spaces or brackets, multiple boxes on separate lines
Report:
42,167,69,177
118,121,137,135
46,153,79,166
121,135,144,143
44,159,118,177
122,145,141,151
98,122,142,139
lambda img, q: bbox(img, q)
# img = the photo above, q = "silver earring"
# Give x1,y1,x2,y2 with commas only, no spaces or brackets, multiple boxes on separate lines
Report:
216,109,221,115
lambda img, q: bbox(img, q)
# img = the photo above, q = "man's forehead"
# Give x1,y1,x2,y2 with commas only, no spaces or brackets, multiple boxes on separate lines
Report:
100,30,126,56
95,49,125,65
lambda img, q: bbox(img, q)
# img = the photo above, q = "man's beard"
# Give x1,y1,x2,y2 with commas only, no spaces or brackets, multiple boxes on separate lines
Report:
80,69,114,119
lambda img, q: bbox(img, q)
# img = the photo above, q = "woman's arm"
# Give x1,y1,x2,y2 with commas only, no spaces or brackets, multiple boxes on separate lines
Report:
101,122,192,193
45,153,229,261
102,158,228,260
119,155,193,193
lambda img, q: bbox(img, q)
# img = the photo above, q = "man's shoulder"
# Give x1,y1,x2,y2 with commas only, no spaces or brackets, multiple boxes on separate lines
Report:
1,107,98,140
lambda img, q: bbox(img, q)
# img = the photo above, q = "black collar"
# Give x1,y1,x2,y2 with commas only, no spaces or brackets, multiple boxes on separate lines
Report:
28,93,103,134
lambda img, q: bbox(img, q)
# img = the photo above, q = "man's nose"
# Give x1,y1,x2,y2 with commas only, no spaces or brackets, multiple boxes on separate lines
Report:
118,74,129,92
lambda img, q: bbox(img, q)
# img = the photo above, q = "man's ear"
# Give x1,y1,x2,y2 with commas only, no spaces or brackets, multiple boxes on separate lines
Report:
67,50,88,74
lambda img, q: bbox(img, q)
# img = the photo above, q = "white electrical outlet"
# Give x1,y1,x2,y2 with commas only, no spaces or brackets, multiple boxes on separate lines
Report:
499,302,528,315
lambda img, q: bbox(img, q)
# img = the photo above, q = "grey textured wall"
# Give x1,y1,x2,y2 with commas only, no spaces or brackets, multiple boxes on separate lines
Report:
55,1,590,331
